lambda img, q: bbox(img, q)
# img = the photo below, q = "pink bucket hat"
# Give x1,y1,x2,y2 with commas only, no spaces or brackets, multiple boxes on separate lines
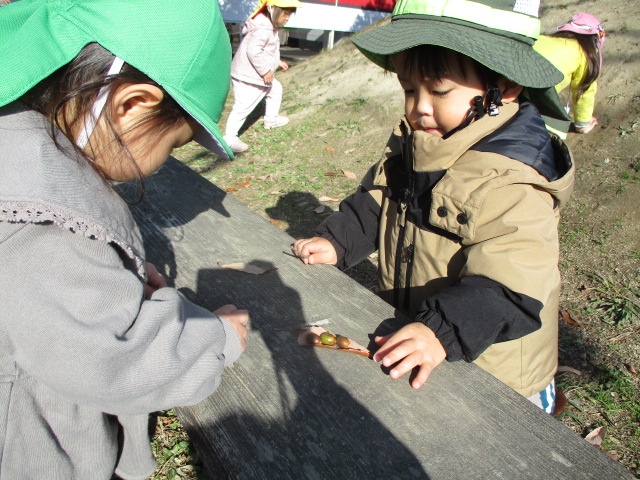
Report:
556,13,605,69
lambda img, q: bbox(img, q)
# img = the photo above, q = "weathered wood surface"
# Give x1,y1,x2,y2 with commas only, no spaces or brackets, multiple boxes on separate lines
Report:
130,158,632,480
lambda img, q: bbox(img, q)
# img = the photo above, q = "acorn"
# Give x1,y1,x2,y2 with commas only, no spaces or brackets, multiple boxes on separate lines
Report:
306,332,321,345
320,332,336,346
336,336,351,349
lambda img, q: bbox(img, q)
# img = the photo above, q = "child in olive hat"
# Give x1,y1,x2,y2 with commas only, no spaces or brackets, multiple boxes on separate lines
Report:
0,0,248,478
294,0,575,414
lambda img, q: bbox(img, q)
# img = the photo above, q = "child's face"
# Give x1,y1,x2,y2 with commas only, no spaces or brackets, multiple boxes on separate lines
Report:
391,51,486,137
274,8,294,27
96,118,196,182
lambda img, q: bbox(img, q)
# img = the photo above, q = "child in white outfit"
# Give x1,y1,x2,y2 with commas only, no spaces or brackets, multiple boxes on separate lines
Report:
224,0,302,153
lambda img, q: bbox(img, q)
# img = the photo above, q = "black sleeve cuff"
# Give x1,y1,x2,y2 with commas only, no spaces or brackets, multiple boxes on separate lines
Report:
415,276,543,362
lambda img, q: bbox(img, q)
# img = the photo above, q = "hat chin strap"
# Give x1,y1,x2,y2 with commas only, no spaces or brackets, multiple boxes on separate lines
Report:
75,56,125,150
442,86,502,139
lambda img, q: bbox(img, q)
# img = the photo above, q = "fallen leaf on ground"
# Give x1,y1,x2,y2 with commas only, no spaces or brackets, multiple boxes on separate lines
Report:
314,205,326,214
325,146,335,154
552,389,568,417
342,169,357,179
560,309,584,327
218,262,276,275
344,148,356,155
584,426,606,447
236,182,251,187
318,195,339,202
557,366,583,375
224,187,238,192
269,219,282,227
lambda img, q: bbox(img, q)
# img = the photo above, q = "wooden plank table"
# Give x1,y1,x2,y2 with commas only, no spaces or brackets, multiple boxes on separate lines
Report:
129,158,632,480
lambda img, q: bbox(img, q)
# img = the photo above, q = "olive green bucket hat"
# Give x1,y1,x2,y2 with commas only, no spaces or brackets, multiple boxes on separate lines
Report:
0,0,233,158
351,0,563,89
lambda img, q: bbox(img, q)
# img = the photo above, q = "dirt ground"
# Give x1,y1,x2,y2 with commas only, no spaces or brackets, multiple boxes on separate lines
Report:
170,0,639,476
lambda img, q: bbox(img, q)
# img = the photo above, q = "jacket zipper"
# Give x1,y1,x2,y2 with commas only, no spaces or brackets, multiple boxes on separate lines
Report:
394,123,416,310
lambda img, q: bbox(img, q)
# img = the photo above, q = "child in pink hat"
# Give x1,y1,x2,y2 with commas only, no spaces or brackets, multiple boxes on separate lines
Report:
535,13,606,134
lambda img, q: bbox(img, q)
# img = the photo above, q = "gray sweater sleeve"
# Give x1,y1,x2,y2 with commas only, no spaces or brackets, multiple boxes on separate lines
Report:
0,221,242,415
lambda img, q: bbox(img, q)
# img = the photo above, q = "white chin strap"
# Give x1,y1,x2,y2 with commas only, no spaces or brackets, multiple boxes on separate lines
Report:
75,56,125,149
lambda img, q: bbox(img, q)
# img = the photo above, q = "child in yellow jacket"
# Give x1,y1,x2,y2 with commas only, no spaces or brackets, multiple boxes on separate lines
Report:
535,13,606,134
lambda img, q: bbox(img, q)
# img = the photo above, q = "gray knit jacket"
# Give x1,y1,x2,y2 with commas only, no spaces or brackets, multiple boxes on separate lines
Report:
0,103,242,480
231,13,281,86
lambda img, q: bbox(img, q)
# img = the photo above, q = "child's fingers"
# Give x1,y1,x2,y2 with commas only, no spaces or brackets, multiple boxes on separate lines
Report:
410,363,435,390
372,335,411,365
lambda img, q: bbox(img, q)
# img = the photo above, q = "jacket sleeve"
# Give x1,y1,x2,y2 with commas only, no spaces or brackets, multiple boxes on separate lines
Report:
0,222,242,415
315,184,381,270
572,80,597,125
416,182,559,362
245,28,276,77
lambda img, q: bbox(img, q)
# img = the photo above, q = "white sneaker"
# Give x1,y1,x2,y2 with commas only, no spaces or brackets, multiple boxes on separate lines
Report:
223,135,249,153
263,116,289,129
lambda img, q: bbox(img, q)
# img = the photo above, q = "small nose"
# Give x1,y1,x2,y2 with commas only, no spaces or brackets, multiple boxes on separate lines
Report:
414,89,433,116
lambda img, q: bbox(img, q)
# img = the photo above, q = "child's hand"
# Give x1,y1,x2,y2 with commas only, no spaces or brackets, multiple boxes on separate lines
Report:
262,71,274,84
292,237,338,265
214,304,249,352
144,262,167,299
279,60,289,71
575,117,598,134
373,322,446,390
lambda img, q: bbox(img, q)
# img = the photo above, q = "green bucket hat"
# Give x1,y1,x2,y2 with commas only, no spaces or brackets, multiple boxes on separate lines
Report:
0,0,233,159
351,0,563,89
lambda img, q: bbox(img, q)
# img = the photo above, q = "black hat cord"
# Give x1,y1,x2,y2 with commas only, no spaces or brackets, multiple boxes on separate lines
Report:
442,86,503,139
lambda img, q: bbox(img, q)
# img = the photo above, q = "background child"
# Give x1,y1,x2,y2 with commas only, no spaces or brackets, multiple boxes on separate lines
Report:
223,0,302,153
535,13,606,134
0,0,247,478
293,0,575,415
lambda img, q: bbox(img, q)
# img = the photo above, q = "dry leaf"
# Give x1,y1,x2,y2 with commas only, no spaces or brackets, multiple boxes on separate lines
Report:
344,148,356,155
318,195,339,202
218,262,276,275
584,426,606,447
557,365,583,375
224,187,238,192
560,309,584,327
325,146,335,154
269,219,282,227
314,205,326,214
552,389,568,417
298,326,372,358
258,174,274,181
236,182,251,187
325,171,340,177
342,169,357,179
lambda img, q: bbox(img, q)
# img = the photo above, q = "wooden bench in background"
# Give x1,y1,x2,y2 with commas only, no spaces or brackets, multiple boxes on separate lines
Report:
130,158,632,480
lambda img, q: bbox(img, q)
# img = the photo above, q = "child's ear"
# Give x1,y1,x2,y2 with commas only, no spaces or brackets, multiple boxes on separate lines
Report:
499,79,524,104
111,83,164,129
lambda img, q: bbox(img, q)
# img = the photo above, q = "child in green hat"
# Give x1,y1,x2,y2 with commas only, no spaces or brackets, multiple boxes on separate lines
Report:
0,0,247,478
293,0,575,414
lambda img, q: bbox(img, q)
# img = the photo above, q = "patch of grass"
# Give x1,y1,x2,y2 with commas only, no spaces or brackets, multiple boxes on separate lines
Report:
346,97,369,107
556,367,640,475
586,273,640,327
150,410,201,479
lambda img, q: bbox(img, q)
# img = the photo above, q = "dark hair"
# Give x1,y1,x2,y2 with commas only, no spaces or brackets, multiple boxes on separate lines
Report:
20,42,188,203
551,31,600,97
383,45,501,88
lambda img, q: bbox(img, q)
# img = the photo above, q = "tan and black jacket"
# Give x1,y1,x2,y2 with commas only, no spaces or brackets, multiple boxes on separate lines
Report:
316,101,575,397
